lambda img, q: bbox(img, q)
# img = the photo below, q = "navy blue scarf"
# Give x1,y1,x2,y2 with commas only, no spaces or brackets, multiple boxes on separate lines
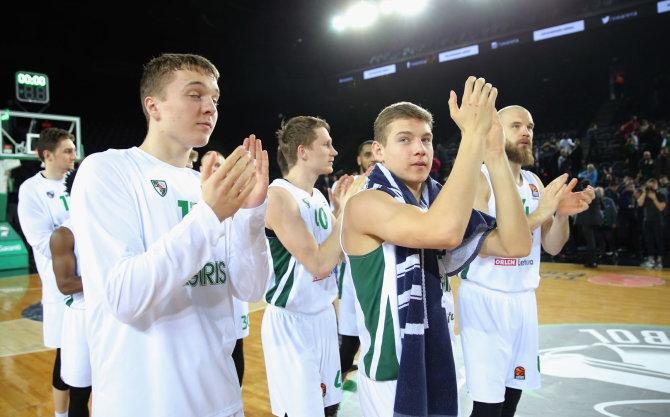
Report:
366,164,495,417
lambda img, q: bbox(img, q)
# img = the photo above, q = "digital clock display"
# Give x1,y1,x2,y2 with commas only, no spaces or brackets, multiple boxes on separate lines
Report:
15,71,50,104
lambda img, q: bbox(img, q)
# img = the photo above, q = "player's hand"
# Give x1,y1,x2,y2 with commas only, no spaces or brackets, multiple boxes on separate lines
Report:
537,174,569,220
556,181,594,217
448,76,498,137
201,145,256,221
483,108,505,163
240,135,269,209
329,174,354,215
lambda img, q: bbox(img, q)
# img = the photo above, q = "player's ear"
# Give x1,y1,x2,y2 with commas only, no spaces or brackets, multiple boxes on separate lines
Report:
297,144,307,161
371,141,384,163
145,96,160,121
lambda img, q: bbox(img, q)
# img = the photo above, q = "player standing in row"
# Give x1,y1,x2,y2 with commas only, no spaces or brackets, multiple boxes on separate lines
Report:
341,77,533,417
49,167,92,417
70,53,271,417
457,105,594,417
262,115,363,417
17,127,84,417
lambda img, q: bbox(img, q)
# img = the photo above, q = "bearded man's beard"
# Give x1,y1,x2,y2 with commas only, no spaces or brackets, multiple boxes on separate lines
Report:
505,142,535,166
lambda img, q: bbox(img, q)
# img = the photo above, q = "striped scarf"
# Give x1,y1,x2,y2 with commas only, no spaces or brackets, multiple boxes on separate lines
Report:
366,164,495,417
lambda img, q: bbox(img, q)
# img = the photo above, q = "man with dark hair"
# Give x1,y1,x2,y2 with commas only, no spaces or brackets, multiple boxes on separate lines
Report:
17,127,77,417
49,167,92,417
638,178,666,269
71,53,270,417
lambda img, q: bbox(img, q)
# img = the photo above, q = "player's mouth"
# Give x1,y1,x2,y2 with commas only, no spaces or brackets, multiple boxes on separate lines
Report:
198,122,213,130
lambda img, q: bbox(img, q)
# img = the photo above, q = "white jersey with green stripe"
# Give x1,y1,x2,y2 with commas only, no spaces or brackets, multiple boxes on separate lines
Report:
459,165,542,292
18,172,70,304
61,219,85,310
265,179,337,314
344,243,401,381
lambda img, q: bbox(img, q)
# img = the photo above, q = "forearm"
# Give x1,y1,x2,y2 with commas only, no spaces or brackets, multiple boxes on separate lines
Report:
485,156,531,256
541,214,570,255
310,216,343,279
433,132,484,237
228,200,271,302
56,275,83,295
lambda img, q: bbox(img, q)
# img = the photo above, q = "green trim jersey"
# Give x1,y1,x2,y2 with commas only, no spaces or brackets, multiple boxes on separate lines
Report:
71,147,270,417
460,165,542,291
265,179,337,314
344,243,401,381
18,172,70,304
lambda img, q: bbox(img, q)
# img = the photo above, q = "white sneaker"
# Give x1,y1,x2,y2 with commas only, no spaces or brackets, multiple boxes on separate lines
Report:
654,261,663,270
640,260,655,268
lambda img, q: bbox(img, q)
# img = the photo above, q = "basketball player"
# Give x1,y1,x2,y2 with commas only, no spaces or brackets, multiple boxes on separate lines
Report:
199,149,249,385
341,77,533,417
457,105,594,417
262,115,362,417
70,53,270,417
49,167,92,417
17,127,78,417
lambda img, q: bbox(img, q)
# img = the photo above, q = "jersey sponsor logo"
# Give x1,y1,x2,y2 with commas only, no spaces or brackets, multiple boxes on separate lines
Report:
151,180,168,197
495,258,517,266
529,183,539,198
302,197,311,208
321,382,327,397
494,258,534,267
46,190,54,198
185,261,227,287
514,366,526,380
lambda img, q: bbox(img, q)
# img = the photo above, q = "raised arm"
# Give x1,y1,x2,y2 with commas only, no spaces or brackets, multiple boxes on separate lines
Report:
478,111,532,258
50,226,82,295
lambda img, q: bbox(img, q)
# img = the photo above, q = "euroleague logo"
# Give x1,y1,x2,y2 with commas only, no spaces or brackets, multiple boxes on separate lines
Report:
514,366,525,380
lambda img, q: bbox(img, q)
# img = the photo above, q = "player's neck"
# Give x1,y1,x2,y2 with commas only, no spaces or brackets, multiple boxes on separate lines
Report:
42,165,67,181
510,161,523,186
285,166,318,194
139,134,190,168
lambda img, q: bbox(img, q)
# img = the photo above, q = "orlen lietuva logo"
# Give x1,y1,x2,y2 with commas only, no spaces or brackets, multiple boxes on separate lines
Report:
151,180,167,197
529,183,539,198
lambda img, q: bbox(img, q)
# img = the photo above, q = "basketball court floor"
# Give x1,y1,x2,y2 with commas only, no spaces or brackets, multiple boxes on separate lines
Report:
1,262,668,416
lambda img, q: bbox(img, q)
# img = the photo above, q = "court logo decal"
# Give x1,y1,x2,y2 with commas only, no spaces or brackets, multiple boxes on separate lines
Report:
151,180,167,197
534,324,670,416
587,274,665,287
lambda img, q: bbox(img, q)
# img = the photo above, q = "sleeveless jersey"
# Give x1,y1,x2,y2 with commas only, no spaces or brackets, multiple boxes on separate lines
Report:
265,179,337,314
460,165,542,291
344,243,400,381
17,172,71,304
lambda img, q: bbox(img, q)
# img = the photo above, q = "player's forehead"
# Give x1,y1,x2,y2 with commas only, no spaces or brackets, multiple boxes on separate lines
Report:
56,137,76,150
169,69,219,94
360,143,372,155
388,117,432,137
501,107,533,125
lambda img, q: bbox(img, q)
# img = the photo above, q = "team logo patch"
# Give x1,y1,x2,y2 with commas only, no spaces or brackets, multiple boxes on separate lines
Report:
495,258,517,266
514,366,525,380
302,198,311,208
46,191,54,198
151,180,168,197
529,183,539,198
321,383,327,397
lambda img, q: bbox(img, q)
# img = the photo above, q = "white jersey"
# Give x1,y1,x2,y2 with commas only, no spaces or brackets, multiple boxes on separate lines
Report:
265,179,337,315
232,297,249,339
17,172,70,304
71,147,270,417
460,165,542,292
